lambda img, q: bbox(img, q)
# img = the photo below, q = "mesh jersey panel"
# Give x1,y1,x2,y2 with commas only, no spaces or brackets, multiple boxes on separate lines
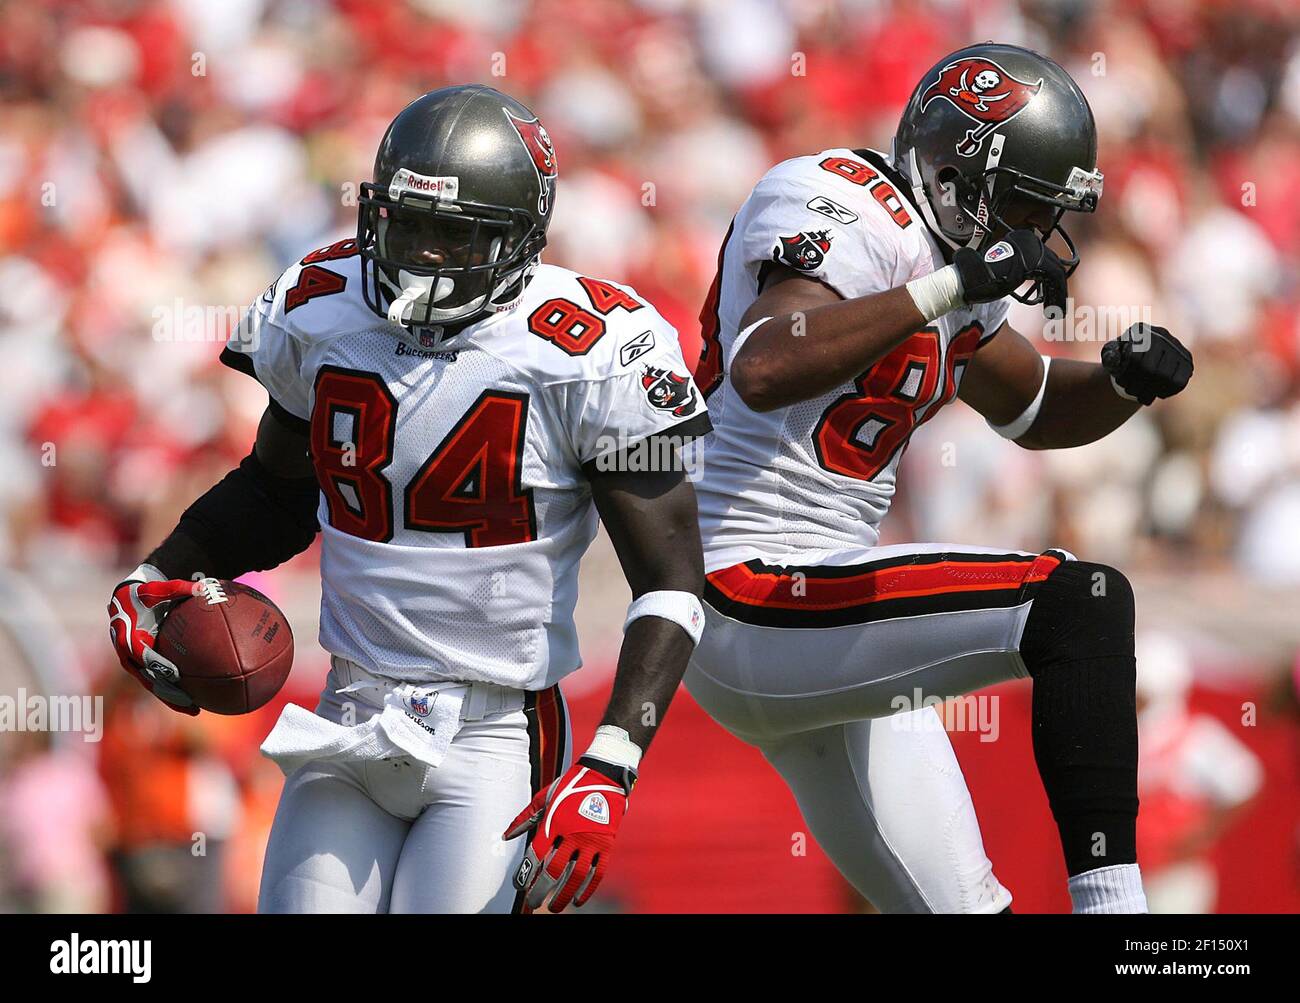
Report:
695,149,1006,571
225,257,705,687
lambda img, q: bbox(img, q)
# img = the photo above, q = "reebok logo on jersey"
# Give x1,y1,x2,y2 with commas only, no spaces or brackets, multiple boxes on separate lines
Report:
806,195,858,225
578,793,610,824
773,229,833,272
620,330,656,367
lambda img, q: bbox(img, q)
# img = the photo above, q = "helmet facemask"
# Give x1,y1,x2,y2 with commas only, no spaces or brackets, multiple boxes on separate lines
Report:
357,183,545,330
943,159,1103,304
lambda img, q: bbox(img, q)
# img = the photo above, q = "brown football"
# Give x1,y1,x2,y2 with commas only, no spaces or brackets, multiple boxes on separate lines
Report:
154,579,294,715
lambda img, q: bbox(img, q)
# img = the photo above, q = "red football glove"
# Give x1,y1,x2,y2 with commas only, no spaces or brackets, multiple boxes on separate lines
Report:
503,757,635,912
107,566,199,715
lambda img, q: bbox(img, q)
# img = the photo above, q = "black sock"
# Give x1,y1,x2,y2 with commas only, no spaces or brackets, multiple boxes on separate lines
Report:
1019,561,1139,876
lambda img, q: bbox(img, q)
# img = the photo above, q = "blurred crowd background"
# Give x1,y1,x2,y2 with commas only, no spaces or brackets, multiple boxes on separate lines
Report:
2,0,1300,914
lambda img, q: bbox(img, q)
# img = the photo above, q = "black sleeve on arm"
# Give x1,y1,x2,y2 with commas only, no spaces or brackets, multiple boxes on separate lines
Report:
148,449,321,581
652,412,713,443
219,345,257,379
266,396,311,436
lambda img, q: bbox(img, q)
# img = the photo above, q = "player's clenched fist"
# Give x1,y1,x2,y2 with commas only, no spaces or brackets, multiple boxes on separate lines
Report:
1101,323,1193,406
107,565,198,715
503,756,635,912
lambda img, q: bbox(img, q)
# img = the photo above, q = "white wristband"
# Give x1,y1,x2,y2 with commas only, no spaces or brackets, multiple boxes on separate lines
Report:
1109,374,1139,403
906,264,964,322
586,725,642,772
624,589,705,646
988,355,1052,440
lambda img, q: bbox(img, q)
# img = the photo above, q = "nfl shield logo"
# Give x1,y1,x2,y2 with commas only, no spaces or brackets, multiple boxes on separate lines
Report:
984,241,1014,263
578,793,610,824
408,691,434,717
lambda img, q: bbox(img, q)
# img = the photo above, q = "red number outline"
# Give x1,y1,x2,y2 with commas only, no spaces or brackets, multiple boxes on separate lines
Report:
528,298,607,356
302,239,359,264
404,390,537,547
819,157,878,185
286,266,347,314
812,323,982,482
528,276,647,356
696,219,734,400
286,240,359,314
818,156,912,229
577,275,643,315
310,370,538,548
311,366,398,542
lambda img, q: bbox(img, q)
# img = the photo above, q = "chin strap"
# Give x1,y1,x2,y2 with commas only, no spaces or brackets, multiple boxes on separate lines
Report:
490,256,539,314
378,238,515,328
387,282,428,325
967,135,1007,247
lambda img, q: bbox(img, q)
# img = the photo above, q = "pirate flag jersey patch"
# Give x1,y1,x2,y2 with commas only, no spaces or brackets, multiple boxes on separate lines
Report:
641,366,698,417
773,229,833,272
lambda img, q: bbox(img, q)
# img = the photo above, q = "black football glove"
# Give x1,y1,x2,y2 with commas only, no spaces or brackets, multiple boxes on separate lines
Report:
1100,323,1193,406
953,229,1068,314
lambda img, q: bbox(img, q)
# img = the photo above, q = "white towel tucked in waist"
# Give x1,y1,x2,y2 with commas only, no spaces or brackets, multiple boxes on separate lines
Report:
261,678,467,776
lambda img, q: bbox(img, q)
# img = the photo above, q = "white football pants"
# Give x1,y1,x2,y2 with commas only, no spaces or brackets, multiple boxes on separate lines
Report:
686,542,1073,914
258,658,570,913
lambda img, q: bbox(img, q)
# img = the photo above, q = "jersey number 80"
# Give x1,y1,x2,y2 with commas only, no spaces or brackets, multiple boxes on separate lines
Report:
814,324,982,482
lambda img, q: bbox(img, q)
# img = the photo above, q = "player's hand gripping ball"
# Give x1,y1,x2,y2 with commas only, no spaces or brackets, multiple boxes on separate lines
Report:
109,575,294,715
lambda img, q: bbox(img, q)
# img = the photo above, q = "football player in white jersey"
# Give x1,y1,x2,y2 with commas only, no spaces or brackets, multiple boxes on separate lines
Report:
106,86,711,913
688,43,1192,913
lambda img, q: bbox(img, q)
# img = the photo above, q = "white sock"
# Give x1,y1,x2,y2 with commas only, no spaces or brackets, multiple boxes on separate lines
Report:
1069,863,1148,914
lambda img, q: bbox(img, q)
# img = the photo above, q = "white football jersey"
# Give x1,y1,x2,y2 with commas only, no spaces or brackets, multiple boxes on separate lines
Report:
695,148,1010,571
223,244,708,689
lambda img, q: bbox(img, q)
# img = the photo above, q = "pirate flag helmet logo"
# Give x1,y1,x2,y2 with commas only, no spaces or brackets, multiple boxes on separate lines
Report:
920,57,1042,157
506,110,558,214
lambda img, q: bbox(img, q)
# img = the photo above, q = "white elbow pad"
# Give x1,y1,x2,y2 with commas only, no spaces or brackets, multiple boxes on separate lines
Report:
987,355,1052,440
624,590,706,646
